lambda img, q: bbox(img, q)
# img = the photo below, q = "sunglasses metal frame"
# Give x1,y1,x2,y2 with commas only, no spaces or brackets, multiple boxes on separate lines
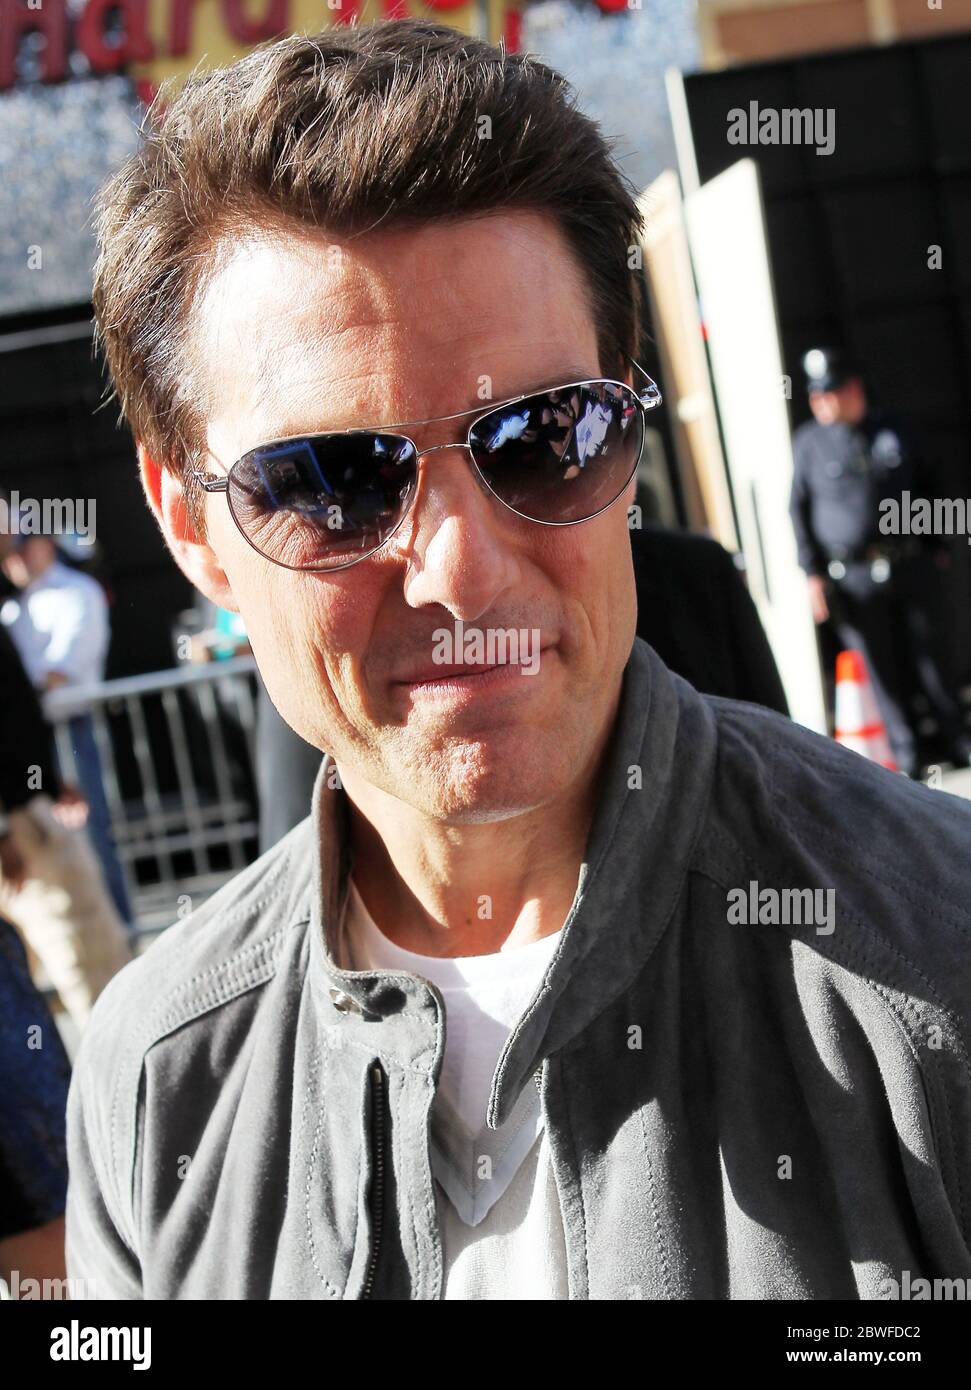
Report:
190,356,662,572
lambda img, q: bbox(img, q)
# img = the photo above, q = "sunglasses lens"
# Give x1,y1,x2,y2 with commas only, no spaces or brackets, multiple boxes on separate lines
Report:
468,382,644,524
227,434,417,569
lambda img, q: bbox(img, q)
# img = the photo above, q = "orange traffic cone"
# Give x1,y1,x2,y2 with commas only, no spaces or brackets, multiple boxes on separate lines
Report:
834,649,896,771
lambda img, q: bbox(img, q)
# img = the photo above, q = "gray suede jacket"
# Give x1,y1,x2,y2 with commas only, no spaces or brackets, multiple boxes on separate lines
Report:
65,638,971,1299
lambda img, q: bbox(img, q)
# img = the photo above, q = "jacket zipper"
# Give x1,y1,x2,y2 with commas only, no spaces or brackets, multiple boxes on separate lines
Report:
361,1062,541,1297
361,1062,386,1299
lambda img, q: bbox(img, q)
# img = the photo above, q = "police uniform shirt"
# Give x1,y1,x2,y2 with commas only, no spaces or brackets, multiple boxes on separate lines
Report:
789,413,917,575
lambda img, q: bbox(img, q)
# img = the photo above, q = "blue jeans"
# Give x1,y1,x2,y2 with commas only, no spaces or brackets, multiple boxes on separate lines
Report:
64,714,135,928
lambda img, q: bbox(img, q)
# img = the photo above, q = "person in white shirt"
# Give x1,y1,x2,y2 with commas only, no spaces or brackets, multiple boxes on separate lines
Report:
2,535,133,926
1,540,108,696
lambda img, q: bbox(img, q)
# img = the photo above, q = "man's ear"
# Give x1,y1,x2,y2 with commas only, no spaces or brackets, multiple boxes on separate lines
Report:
137,444,238,610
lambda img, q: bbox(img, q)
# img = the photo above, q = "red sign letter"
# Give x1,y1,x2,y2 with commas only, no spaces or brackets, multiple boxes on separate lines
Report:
169,0,204,57
220,0,289,44
0,0,68,90
77,0,155,74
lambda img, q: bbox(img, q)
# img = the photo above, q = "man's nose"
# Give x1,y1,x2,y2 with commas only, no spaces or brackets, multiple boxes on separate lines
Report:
397,440,523,623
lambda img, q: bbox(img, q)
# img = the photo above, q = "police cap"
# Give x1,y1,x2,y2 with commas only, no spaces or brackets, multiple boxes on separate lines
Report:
802,347,862,394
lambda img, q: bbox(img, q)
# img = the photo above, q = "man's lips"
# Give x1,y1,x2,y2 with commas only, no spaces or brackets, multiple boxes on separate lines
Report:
390,646,555,685
394,663,499,683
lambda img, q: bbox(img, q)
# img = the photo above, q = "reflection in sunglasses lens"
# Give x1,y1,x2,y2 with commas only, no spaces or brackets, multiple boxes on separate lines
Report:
469,383,643,523
224,381,647,568
229,434,417,569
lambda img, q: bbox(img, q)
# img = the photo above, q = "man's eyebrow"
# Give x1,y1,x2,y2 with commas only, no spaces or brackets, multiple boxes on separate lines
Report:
490,365,606,404
267,364,604,438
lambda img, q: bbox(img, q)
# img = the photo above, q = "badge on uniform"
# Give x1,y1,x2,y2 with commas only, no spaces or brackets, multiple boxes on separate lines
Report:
872,430,902,466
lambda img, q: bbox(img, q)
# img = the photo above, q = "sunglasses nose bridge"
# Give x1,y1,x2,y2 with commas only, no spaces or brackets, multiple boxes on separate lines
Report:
407,438,493,516
413,439,473,459
410,437,482,487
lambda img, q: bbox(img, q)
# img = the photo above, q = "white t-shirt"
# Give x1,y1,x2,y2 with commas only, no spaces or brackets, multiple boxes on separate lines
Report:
341,876,570,1299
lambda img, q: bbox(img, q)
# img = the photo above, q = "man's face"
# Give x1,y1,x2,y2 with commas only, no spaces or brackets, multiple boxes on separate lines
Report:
179,210,638,822
808,378,867,426
1,536,54,587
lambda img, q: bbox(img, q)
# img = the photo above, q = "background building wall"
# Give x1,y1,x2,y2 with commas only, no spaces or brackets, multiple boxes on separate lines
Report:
698,0,971,68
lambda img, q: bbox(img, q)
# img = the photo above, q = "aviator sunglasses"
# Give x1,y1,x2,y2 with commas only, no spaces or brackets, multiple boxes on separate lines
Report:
191,357,662,572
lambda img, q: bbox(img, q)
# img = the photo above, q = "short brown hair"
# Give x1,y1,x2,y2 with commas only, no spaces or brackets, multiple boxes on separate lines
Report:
92,18,645,533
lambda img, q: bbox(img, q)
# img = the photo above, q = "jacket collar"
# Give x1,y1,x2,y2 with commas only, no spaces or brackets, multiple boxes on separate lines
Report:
304,637,718,1127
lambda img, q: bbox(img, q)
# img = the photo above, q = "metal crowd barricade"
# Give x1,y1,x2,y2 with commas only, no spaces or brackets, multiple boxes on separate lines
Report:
44,656,261,944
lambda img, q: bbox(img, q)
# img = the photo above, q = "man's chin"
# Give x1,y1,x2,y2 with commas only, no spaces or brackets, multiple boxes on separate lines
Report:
395,730,568,824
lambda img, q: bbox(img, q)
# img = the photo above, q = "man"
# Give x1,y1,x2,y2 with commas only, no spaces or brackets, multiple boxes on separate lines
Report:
2,532,134,923
789,347,970,776
67,22,971,1299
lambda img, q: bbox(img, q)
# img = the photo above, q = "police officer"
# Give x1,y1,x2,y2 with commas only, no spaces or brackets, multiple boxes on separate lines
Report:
790,347,971,777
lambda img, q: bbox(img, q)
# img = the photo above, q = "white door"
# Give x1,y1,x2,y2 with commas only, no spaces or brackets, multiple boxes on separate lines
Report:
684,158,826,733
